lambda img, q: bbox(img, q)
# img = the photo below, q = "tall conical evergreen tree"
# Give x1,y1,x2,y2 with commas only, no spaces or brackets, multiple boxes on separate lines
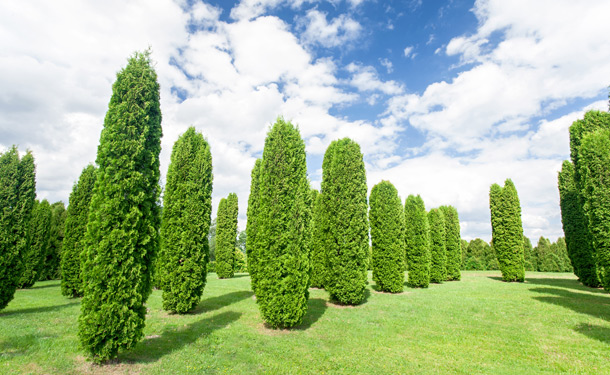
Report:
523,236,535,271
61,165,97,298
440,205,461,281
0,147,36,310
39,201,66,281
20,199,52,288
369,180,404,293
158,127,213,313
404,195,430,287
310,189,326,288
320,138,369,305
216,193,238,279
254,118,310,328
489,179,525,282
428,208,446,283
246,159,262,294
78,50,163,363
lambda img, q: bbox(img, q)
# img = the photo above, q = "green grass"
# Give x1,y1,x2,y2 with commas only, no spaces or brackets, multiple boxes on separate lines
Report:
1,271,609,374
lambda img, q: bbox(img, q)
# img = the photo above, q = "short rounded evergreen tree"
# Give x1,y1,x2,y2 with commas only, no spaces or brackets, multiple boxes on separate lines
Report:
246,159,262,294
428,208,446,283
20,199,52,288
216,193,238,279
404,195,430,287
440,205,461,281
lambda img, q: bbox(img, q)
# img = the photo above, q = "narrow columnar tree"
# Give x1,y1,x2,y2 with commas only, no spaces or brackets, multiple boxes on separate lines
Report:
246,159,262,294
440,205,461,281
523,236,535,272
215,193,238,279
40,201,66,280
428,208,446,283
0,148,35,310
78,50,163,363
489,179,525,282
555,237,572,272
61,165,97,298
320,138,369,305
158,127,213,313
404,195,430,287
369,181,404,293
309,189,326,288
534,237,560,272
20,199,52,288
254,118,311,328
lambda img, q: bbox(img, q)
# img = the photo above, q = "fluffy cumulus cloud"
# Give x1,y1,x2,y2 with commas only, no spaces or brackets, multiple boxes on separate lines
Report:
298,9,362,48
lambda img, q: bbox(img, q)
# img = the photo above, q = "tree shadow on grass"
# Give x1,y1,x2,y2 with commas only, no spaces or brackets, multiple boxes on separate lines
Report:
0,301,79,317
293,298,327,330
526,277,606,294
29,281,61,289
531,287,610,322
574,323,610,345
327,288,371,307
0,333,50,358
187,290,253,315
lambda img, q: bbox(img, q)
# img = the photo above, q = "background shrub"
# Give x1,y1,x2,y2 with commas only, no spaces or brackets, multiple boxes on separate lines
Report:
216,193,238,279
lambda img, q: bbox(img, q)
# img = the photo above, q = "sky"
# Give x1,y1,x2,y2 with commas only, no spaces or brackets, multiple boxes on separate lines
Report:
1,0,609,242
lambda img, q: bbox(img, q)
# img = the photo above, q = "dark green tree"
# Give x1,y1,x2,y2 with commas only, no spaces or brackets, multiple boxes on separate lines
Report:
254,118,311,328
310,189,326,288
78,50,163,363
320,138,368,305
404,195,430,287
428,208,446,283
246,159,262,293
523,236,535,272
215,193,238,279
234,247,247,273
554,237,572,272
20,199,52,288
534,237,560,272
0,147,36,309
369,181,404,293
464,238,488,270
39,201,66,280
460,239,469,269
440,205,461,281
61,165,97,298
485,242,500,270
208,218,217,261
158,127,213,313
489,179,525,282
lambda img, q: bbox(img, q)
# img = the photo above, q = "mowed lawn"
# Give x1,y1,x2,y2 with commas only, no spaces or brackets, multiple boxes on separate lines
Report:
1,271,609,375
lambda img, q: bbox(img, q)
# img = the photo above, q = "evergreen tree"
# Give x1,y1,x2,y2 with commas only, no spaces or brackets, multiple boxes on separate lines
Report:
534,237,560,272
404,195,430,287
0,147,36,310
554,237,572,272
40,201,66,280
61,165,97,298
485,243,500,270
320,138,369,305
234,247,247,273
440,205,461,281
254,118,310,328
78,50,163,363
208,218,217,261
310,189,326,288
246,159,262,293
158,127,213,313
489,179,525,282
369,181,404,293
523,236,535,271
460,239,469,269
464,238,487,270
20,199,52,287
215,193,238,279
428,208,446,283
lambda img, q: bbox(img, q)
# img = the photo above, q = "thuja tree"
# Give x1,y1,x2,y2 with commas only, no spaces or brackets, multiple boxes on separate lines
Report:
158,127,213,313
61,164,97,297
404,195,430,287
535,237,560,272
309,189,326,288
254,118,310,328
216,193,238,279
78,50,162,363
440,205,461,281
20,199,52,288
40,201,66,280
523,236,535,271
463,238,487,270
0,147,35,310
320,138,368,305
246,159,262,293
555,237,573,272
369,181,404,293
489,179,525,282
428,208,446,283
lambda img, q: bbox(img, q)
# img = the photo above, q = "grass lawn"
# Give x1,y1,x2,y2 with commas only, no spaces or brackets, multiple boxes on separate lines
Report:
1,271,609,374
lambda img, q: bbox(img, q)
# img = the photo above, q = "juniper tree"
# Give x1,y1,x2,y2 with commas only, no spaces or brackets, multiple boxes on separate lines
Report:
158,127,213,313
20,199,52,288
246,159,262,293
61,165,97,298
428,208,446,283
404,195,430,287
215,193,238,279
309,189,326,288
320,138,368,305
489,179,525,282
40,201,66,280
78,50,163,363
254,118,310,328
440,205,461,281
369,181,404,293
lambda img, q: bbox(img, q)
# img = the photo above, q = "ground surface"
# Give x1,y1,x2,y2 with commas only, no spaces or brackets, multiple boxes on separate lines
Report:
1,271,609,374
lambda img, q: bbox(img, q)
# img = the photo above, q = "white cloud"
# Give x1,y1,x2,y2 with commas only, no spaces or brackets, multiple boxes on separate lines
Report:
298,9,362,48
346,63,404,95
379,58,393,73
403,46,414,58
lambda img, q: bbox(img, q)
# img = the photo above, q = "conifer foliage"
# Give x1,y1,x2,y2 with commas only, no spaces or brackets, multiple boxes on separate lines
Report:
489,179,525,282
404,195,430,287
158,127,213,313
40,201,66,280
0,147,36,310
78,51,163,363
216,193,238,279
20,199,52,288
369,180,404,293
428,208,446,283
61,164,97,298
254,118,311,328
440,205,461,281
246,159,262,294
310,189,326,288
320,138,369,305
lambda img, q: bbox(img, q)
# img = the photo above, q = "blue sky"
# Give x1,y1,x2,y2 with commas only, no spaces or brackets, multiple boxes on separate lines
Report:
1,0,609,242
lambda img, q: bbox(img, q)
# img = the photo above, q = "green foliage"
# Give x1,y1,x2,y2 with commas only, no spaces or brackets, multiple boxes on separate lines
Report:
208,218,217,261
460,239,469,269
20,199,52,288
234,248,247,273
39,201,66,281
236,231,246,253
158,127,213,313
489,179,525,282
216,193,238,279
404,195,430,287
534,237,561,272
208,261,216,273
463,238,487,270
369,181,404,293
320,138,368,305
61,165,97,298
428,208,446,283
254,118,311,328
555,237,573,272
440,205,461,281
523,237,535,271
310,189,326,288
246,159,262,293
78,50,162,363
